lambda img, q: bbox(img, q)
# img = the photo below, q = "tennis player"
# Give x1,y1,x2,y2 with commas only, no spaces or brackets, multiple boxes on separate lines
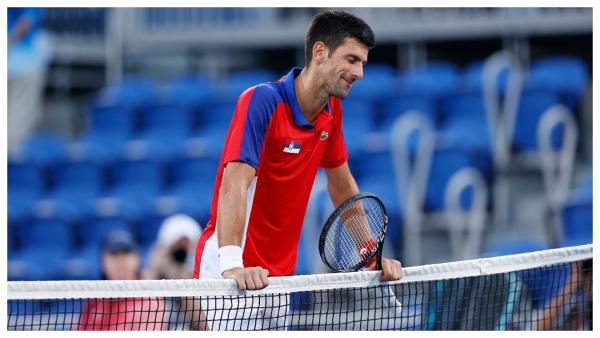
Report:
194,10,402,291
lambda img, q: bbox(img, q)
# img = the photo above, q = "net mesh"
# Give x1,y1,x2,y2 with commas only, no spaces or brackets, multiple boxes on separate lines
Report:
7,245,592,331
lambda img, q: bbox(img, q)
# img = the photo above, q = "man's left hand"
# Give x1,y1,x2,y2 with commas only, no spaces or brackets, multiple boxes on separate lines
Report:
366,257,403,281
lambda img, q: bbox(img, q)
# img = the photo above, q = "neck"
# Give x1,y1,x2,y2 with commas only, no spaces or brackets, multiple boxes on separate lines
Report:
294,67,329,123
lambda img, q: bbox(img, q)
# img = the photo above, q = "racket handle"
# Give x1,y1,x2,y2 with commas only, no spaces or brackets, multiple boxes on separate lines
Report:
376,246,383,270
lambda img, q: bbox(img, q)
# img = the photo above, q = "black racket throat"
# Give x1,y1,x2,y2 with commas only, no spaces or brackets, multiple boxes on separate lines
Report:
318,192,388,273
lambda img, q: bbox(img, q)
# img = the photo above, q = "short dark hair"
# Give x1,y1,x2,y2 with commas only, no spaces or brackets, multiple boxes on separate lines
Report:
305,10,375,67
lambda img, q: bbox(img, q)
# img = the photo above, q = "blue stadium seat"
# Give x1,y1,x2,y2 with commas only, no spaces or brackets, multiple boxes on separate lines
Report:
8,258,50,281
413,61,458,79
461,60,484,91
351,148,395,183
484,238,550,257
218,68,276,101
10,133,68,167
357,177,403,249
439,92,492,159
424,145,486,211
530,56,588,111
561,200,592,246
575,175,593,200
107,157,164,216
350,63,397,102
138,213,168,247
170,154,219,187
511,88,562,151
400,61,459,100
7,192,35,228
198,100,235,131
96,75,155,115
86,102,133,141
57,246,102,280
137,202,207,247
8,160,44,225
110,157,163,190
49,158,104,219
441,89,486,127
560,177,592,246
194,101,236,156
13,216,73,280
461,60,511,95
8,223,18,255
341,99,375,154
169,183,214,228
165,74,215,128
18,217,74,253
379,96,437,129
139,102,192,139
78,103,132,160
79,215,133,248
435,129,492,178
8,160,44,195
136,102,192,159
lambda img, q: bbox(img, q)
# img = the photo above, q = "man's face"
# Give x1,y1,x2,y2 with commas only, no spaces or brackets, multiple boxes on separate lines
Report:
318,38,369,99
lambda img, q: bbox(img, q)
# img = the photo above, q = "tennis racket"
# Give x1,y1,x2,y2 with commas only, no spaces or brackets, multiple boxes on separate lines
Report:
319,192,388,272
318,192,402,328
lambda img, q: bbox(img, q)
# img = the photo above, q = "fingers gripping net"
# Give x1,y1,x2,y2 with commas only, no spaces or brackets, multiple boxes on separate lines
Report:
7,245,592,331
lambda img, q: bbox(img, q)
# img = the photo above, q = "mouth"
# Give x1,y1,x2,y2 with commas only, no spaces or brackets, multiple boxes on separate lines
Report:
342,77,353,88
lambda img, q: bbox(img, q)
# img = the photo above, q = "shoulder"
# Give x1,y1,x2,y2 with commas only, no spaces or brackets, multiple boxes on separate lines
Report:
239,82,283,109
237,83,283,124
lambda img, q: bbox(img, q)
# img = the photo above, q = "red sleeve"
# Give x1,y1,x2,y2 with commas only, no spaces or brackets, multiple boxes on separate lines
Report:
320,97,348,168
222,84,278,170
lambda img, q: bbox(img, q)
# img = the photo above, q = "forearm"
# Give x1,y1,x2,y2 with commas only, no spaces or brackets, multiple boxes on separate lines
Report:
325,163,372,250
216,179,247,247
326,163,359,207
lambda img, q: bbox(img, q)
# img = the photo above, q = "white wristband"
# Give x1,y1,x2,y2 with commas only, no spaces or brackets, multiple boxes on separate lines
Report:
219,245,244,275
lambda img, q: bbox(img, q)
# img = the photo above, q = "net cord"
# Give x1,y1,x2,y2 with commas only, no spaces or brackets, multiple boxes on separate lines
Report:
8,244,592,300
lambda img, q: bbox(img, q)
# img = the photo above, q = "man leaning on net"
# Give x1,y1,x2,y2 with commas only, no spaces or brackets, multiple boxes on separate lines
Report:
192,10,403,330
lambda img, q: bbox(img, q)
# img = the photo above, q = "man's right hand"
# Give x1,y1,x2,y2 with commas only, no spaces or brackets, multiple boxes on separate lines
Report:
222,267,270,290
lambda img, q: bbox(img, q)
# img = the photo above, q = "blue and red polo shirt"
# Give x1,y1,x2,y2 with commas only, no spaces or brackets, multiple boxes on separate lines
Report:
194,67,348,278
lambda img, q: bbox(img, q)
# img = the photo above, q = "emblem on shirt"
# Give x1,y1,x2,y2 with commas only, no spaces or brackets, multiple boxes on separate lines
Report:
320,130,329,141
283,141,301,154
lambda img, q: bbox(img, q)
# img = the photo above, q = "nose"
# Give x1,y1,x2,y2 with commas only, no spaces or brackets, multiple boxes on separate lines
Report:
352,63,364,81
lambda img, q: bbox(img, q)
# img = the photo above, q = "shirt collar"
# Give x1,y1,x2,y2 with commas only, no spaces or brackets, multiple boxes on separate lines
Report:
282,67,331,130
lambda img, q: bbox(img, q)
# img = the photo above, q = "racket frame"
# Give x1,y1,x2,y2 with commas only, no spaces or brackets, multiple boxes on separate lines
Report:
318,192,388,272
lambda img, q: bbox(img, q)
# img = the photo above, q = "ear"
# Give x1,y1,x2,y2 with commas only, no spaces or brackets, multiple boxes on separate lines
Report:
312,41,327,65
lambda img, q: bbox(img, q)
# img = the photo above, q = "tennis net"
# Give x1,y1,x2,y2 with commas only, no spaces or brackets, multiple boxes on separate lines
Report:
7,244,592,330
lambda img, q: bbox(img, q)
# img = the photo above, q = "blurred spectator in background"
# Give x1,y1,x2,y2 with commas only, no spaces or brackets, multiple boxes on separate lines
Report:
536,259,593,330
143,214,202,280
7,7,52,150
78,230,168,330
142,215,206,330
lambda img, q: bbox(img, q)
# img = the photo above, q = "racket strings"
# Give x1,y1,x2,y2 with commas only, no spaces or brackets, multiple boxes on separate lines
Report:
323,197,386,271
